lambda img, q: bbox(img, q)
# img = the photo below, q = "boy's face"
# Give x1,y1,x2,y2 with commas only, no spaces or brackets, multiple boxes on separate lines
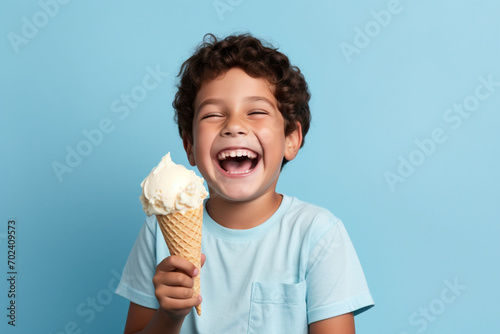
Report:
184,67,301,204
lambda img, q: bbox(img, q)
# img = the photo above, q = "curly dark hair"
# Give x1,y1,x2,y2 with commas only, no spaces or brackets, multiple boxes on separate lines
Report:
173,33,311,164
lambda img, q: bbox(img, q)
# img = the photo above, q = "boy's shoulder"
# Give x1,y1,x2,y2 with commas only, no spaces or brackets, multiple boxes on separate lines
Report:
144,214,159,234
285,195,339,218
282,195,349,252
283,195,342,230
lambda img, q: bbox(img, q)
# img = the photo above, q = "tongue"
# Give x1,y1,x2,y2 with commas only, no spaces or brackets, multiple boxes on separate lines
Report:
221,157,253,174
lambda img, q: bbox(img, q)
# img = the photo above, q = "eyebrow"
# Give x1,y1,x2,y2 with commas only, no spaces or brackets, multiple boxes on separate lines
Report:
244,96,276,108
196,98,224,113
196,96,276,113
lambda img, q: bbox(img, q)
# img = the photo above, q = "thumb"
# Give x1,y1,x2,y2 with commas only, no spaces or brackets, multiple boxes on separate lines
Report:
201,253,206,268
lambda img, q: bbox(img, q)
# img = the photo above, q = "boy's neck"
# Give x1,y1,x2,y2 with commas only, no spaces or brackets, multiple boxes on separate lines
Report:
206,192,283,230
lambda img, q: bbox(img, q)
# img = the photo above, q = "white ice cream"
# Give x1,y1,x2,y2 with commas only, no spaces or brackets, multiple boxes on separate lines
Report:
140,153,208,216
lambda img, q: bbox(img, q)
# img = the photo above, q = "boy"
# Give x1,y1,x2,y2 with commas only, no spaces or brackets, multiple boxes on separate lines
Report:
116,33,374,333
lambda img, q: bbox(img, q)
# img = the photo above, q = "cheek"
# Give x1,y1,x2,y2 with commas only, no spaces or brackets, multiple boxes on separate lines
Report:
257,120,286,146
192,129,217,170
258,128,275,143
193,126,212,150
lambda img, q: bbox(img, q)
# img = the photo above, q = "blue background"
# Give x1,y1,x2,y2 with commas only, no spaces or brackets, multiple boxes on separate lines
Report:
1,0,499,333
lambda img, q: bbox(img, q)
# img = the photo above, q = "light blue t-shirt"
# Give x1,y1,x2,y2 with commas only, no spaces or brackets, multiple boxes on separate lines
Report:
116,195,374,333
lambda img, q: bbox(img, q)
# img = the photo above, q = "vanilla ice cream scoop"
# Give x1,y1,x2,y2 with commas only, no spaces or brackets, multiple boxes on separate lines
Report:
140,153,208,216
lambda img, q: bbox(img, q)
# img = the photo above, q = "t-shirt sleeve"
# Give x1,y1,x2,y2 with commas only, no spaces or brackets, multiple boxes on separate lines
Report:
306,215,374,324
115,216,161,309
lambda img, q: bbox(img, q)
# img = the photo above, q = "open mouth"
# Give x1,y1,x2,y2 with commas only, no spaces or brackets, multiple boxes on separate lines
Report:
217,149,259,175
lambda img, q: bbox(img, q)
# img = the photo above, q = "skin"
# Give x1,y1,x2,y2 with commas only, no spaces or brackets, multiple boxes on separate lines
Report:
123,68,355,333
186,67,301,229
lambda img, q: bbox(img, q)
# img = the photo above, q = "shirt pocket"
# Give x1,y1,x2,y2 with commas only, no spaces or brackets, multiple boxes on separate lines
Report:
247,281,307,334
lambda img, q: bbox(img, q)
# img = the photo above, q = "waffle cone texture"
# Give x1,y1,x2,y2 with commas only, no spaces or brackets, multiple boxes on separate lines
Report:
156,205,203,316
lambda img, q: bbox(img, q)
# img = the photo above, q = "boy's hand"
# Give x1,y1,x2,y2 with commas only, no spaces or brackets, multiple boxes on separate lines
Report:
153,253,206,319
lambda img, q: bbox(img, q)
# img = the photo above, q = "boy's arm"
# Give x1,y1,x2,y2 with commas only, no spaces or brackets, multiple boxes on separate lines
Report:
309,313,355,334
123,303,184,334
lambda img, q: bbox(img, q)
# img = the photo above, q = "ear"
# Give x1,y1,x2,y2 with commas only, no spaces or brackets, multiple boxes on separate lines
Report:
284,121,303,161
182,133,196,166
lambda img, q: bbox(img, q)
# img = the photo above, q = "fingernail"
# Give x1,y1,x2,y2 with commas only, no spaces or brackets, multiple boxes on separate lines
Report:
193,268,199,276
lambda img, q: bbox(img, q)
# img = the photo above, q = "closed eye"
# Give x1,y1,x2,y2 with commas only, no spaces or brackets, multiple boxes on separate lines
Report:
201,113,224,120
248,110,268,116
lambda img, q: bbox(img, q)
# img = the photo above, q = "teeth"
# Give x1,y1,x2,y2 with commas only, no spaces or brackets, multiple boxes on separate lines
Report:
218,149,257,160
227,169,252,174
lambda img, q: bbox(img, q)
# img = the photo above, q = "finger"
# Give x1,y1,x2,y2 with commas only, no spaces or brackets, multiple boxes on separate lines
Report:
154,271,194,288
157,255,198,277
165,286,198,300
157,294,202,313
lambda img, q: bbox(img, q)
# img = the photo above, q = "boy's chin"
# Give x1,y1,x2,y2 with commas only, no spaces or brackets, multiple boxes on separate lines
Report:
215,192,257,204
209,187,267,204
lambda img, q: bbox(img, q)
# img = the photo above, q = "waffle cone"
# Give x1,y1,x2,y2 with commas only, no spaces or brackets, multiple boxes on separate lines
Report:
156,205,203,316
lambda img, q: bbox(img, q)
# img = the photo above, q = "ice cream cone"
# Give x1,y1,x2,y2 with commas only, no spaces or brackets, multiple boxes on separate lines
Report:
156,205,203,316
141,153,207,316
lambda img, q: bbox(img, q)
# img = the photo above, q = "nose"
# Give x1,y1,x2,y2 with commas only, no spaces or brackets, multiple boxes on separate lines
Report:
220,116,248,137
